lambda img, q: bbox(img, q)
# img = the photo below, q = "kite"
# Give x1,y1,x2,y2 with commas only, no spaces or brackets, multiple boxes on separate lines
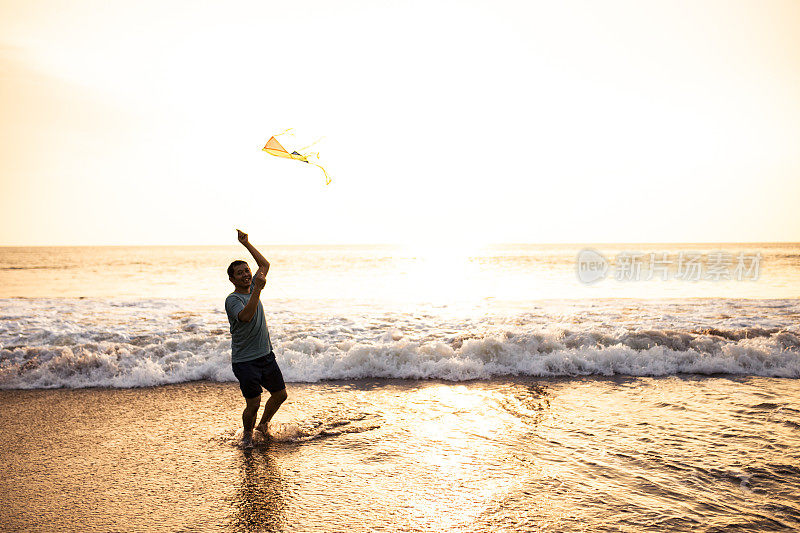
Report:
262,130,331,185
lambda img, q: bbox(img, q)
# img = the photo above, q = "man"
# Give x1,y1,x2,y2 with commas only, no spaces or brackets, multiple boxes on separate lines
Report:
225,229,287,449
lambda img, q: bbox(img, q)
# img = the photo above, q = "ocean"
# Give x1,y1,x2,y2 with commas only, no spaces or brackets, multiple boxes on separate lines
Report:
1,243,799,531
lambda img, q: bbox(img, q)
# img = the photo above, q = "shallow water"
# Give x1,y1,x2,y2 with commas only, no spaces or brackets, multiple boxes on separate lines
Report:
1,378,798,532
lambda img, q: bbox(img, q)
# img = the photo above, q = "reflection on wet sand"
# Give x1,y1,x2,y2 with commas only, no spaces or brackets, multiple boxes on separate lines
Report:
382,382,553,530
1,379,798,532
230,449,287,533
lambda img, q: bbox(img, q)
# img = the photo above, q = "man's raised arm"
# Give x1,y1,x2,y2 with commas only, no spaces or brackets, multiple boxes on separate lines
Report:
237,229,270,272
237,266,267,322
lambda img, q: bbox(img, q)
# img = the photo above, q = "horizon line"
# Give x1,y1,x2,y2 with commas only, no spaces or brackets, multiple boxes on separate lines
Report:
1,241,799,248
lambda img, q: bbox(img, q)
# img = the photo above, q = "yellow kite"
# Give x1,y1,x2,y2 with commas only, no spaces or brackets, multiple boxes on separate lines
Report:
262,134,331,185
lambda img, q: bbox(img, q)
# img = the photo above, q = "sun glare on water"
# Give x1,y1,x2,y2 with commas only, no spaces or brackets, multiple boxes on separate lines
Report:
399,385,522,529
394,242,488,304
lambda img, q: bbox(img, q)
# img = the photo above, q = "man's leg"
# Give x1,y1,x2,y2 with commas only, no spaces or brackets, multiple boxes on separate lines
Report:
255,388,287,435
242,395,261,444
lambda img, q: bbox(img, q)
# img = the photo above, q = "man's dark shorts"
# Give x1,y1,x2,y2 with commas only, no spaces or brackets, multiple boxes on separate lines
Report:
232,352,285,399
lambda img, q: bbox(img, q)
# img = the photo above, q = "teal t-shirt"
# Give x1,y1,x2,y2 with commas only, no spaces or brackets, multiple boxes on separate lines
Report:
225,283,274,364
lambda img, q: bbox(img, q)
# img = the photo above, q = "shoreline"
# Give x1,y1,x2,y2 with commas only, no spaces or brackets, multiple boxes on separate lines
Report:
2,371,798,394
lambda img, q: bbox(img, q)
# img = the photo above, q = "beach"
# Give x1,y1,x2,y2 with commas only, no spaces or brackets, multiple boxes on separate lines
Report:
2,377,799,532
1,244,799,531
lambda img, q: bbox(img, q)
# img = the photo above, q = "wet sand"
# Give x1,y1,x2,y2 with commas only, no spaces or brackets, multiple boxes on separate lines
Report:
0,380,401,532
2,377,799,532
1,382,255,531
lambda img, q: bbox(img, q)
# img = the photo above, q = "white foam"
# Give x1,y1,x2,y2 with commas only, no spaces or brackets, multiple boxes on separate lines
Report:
1,297,798,389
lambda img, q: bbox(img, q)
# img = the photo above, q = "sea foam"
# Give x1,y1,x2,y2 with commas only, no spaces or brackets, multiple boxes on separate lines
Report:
1,297,798,389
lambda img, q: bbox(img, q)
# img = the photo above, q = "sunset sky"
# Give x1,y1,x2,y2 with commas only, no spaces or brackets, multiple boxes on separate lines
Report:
1,0,798,246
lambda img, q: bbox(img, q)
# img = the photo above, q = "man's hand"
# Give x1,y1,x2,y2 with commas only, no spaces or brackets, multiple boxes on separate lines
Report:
252,266,267,291
237,229,249,246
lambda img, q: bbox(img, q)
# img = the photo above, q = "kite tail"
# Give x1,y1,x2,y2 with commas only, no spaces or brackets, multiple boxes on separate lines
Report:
298,138,324,152
311,163,332,185
304,151,331,184
273,128,294,138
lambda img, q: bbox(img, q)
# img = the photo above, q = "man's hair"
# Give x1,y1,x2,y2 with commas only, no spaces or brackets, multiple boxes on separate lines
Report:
227,260,248,278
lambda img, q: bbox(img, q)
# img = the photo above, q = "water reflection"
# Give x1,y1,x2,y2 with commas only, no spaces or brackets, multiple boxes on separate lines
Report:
396,382,554,530
495,383,552,426
230,449,287,533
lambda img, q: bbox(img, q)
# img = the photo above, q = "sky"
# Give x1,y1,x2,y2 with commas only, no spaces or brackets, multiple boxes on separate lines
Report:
1,0,799,246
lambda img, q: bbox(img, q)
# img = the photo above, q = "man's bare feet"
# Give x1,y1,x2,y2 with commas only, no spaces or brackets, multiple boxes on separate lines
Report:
242,431,254,449
255,424,269,438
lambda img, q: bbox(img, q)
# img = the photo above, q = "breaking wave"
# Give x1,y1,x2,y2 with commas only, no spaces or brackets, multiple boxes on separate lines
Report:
2,298,798,389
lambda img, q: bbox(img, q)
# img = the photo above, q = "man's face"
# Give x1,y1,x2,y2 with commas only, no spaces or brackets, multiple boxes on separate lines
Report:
230,263,252,289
